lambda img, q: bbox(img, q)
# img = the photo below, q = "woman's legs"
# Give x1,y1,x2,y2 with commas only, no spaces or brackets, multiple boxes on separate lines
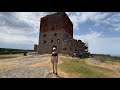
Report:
52,62,57,75
52,57,58,75
52,62,55,74
55,62,58,75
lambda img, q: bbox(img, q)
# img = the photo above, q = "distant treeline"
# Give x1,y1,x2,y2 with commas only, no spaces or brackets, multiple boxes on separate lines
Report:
0,48,33,55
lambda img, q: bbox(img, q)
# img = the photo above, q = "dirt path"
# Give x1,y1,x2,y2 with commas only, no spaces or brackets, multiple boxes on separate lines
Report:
2,54,119,78
0,54,51,78
0,54,71,78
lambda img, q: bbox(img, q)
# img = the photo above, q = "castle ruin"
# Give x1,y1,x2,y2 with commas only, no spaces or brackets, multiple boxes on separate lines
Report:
34,12,88,56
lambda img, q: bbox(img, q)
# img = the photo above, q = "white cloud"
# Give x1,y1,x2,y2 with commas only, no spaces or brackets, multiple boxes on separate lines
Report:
0,12,55,48
90,12,120,32
106,14,120,32
74,31,120,55
14,12,47,31
0,29,37,45
67,12,110,31
73,31,103,42
89,37,120,55
14,12,55,30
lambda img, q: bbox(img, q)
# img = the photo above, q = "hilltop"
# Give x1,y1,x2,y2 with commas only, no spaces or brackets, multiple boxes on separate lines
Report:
0,54,120,78
0,48,33,55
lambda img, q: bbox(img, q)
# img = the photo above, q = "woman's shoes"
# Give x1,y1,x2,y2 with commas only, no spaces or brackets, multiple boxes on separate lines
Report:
53,72,55,74
53,72,58,75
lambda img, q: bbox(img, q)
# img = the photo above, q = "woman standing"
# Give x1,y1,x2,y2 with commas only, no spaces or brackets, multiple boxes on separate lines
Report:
51,46,58,75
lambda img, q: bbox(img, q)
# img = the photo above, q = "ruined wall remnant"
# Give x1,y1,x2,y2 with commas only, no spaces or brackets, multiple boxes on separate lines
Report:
34,12,87,56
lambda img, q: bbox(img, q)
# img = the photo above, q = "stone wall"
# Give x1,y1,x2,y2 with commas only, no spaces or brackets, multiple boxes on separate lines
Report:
34,12,87,56
34,44,38,52
40,12,73,37
72,39,85,55
38,29,72,54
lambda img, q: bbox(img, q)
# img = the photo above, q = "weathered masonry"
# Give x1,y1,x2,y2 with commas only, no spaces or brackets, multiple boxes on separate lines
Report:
34,12,88,56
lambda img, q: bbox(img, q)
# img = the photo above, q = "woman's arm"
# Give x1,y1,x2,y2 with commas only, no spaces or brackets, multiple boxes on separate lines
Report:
56,51,58,62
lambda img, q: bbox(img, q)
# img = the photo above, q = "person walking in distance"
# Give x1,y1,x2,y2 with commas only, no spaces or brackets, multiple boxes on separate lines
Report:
51,46,58,76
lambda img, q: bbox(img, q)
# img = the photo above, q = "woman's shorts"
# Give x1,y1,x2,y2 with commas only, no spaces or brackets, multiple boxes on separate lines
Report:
51,56,58,63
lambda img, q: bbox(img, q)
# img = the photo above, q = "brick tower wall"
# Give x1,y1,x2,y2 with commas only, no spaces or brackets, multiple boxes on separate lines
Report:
37,29,73,54
40,12,73,37
35,12,86,55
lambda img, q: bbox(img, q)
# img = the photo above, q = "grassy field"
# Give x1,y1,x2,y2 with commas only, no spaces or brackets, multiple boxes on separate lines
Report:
0,54,119,78
58,56,120,78
93,56,120,63
0,54,21,60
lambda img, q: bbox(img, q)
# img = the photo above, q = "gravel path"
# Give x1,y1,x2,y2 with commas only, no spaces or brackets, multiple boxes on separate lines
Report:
0,54,51,78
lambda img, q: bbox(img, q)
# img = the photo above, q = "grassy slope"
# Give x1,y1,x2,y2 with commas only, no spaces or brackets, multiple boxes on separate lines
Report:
0,54,21,60
58,57,118,78
93,56,120,63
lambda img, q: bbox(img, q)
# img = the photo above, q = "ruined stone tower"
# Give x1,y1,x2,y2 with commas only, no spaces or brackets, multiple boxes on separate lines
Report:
34,12,87,55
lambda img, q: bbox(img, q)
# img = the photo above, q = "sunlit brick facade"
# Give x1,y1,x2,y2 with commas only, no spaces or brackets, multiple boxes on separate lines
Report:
34,12,88,55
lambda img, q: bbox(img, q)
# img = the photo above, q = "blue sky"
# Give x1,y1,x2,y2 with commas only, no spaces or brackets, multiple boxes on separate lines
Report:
0,12,120,56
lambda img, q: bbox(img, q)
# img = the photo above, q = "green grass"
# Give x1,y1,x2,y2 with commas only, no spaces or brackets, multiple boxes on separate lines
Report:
59,57,116,78
0,54,21,60
93,56,120,63
104,58,120,63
